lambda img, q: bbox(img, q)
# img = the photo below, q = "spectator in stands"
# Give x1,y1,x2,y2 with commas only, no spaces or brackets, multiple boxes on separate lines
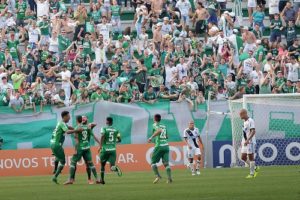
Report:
142,86,157,104
252,24,263,40
91,87,104,102
9,91,25,113
270,13,285,45
0,0,298,113
0,76,13,95
296,9,300,26
11,68,26,91
36,0,49,18
55,65,71,100
175,0,191,27
53,89,68,107
286,56,299,83
229,86,245,100
252,5,265,32
281,1,296,23
269,0,280,19
242,26,257,53
32,91,44,112
286,20,297,47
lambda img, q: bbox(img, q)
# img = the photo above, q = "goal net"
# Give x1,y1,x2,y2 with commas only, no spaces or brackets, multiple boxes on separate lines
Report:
228,94,300,167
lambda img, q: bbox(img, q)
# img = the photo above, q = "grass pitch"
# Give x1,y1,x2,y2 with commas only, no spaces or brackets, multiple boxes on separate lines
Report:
1,166,299,200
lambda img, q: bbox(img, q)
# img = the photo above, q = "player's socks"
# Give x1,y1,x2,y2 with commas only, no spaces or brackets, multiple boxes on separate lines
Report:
73,165,77,181
189,161,195,175
196,160,201,175
86,167,91,180
165,165,172,181
191,166,195,176
196,160,200,170
186,162,191,169
69,162,76,180
53,160,59,174
100,163,105,183
100,171,105,182
250,161,255,176
243,160,250,167
100,170,105,185
89,163,98,179
151,164,161,178
54,163,64,178
152,164,162,184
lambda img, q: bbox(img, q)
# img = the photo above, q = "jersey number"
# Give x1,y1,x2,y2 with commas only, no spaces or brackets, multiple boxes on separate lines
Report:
160,129,167,139
82,131,88,141
109,132,114,142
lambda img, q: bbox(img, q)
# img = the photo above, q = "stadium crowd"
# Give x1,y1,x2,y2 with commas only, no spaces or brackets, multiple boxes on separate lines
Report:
0,0,299,113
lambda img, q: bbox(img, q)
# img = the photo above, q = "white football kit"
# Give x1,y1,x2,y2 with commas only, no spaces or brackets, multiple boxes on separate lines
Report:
241,118,256,154
183,128,201,158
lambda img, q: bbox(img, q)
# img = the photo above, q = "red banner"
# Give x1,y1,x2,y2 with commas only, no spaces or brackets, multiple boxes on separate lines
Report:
0,142,195,177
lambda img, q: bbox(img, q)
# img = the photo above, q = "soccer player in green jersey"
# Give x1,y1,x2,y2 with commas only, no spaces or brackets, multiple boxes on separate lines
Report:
98,117,122,184
148,114,173,184
50,111,82,184
64,115,101,185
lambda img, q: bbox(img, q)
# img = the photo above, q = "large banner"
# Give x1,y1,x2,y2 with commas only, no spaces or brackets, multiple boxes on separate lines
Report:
213,139,300,167
0,101,231,168
0,142,190,177
1,100,299,170
0,101,231,150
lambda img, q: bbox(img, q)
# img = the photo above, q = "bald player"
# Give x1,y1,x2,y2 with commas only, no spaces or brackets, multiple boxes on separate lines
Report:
240,109,259,178
183,121,204,176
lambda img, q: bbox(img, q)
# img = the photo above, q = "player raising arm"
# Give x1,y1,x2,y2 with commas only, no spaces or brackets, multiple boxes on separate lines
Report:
98,117,122,184
50,111,83,184
183,121,204,176
64,115,101,185
240,109,259,178
148,114,173,184
81,116,100,184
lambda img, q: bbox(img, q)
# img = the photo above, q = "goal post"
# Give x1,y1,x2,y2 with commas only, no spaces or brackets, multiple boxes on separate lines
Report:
229,93,300,167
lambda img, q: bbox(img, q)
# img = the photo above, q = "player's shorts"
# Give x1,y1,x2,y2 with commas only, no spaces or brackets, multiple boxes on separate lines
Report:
187,147,201,158
72,148,93,164
241,142,256,154
100,150,116,166
50,143,66,164
151,146,169,165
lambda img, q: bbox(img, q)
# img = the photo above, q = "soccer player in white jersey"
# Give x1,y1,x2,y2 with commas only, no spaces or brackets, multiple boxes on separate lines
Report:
183,121,204,176
240,109,259,178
